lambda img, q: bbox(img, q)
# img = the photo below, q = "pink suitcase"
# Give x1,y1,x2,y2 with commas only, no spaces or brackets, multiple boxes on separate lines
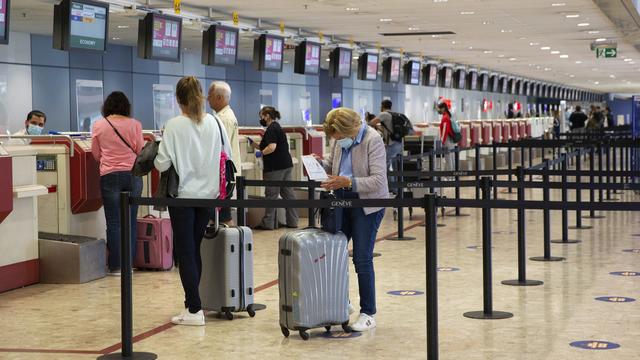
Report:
134,215,173,270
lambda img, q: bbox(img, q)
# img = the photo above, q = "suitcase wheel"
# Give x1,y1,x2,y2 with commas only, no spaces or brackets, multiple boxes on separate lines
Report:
281,326,290,338
224,310,234,321
299,330,310,341
324,326,331,332
342,322,352,333
247,305,256,318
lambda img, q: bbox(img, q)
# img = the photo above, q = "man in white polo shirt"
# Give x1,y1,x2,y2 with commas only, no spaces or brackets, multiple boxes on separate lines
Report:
208,81,240,226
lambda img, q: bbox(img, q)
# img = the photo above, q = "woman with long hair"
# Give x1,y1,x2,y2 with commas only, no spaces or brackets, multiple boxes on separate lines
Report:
154,76,231,326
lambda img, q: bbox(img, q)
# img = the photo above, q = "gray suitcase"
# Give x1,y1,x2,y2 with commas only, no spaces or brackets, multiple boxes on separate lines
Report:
199,225,256,320
278,228,351,340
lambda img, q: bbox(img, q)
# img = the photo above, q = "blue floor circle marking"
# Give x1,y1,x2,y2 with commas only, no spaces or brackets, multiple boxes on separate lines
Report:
387,290,425,296
570,341,620,350
622,249,640,254
609,271,640,277
437,267,460,272
595,296,636,303
319,331,362,339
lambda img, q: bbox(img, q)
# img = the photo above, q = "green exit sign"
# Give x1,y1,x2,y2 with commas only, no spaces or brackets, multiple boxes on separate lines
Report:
596,48,617,58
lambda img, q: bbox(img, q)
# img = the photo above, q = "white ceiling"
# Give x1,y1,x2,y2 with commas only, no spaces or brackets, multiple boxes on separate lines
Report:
9,0,640,93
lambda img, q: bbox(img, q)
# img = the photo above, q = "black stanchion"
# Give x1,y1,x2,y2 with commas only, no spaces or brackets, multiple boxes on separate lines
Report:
502,143,514,194
425,194,439,360
388,154,416,241
551,155,581,244
569,152,593,229
475,144,480,200
598,143,604,203
492,144,498,199
605,141,619,201
528,145,533,182
531,161,565,262
502,167,543,287
584,146,605,219
236,176,246,227
307,183,316,228
98,192,158,360
612,140,622,194
463,177,514,320
448,147,469,217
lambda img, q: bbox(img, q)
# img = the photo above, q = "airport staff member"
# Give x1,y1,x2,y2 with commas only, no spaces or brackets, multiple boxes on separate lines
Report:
8,110,47,145
249,106,298,230
13,110,47,136
208,81,240,226
317,107,388,332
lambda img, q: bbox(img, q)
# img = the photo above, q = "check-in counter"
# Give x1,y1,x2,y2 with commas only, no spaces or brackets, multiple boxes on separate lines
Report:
28,136,105,240
501,121,510,143
285,132,303,181
519,121,527,139
510,121,520,141
0,145,48,293
492,122,502,144
469,123,481,148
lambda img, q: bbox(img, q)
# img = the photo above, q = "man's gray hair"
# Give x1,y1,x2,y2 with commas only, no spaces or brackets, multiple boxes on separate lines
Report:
209,81,231,101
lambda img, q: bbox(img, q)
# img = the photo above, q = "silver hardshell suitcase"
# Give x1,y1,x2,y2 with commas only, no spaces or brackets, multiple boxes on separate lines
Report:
199,225,256,320
278,228,351,340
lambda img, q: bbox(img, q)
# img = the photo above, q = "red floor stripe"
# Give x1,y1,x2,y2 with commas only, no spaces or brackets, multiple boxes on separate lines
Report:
0,348,102,355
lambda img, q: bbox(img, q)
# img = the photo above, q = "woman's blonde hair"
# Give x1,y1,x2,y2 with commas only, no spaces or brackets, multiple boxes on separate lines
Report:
323,107,361,137
176,76,205,123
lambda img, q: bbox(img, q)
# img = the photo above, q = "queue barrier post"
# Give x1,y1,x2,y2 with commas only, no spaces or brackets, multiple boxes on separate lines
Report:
502,167,543,286
475,144,480,200
506,143,513,194
307,182,316,228
463,177,514,320
387,154,416,241
569,150,593,229
425,194,439,360
236,176,246,227
584,146,605,219
605,141,619,201
551,154,581,244
450,147,469,217
492,144,498,199
97,192,158,360
531,160,565,262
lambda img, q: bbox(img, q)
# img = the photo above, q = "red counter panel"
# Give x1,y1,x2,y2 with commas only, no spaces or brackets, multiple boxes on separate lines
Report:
0,156,12,223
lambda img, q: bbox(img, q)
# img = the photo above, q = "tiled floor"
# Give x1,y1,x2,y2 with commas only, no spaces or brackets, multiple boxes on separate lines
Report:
0,170,639,359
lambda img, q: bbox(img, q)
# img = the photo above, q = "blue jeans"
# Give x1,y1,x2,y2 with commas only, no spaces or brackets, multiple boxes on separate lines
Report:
338,191,385,315
101,171,143,271
169,206,212,313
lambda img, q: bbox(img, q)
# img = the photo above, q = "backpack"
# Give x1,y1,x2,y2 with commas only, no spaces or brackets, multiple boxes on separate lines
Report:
449,115,462,143
214,117,237,200
387,112,414,142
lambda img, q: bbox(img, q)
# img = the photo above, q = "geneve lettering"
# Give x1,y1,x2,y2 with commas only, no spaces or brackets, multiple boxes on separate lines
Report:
406,182,425,188
330,200,352,207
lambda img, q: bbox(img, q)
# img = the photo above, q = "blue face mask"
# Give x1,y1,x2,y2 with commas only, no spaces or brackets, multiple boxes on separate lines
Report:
27,124,44,135
337,137,354,149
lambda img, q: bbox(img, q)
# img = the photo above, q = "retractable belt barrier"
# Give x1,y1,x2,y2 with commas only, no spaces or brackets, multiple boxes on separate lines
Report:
107,131,639,360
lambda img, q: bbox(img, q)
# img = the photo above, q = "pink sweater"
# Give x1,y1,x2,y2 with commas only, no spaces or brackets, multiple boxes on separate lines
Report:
91,116,144,176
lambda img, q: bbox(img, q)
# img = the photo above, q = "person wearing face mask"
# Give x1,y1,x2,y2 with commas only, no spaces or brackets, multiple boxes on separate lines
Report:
313,107,388,332
248,106,298,230
13,110,47,145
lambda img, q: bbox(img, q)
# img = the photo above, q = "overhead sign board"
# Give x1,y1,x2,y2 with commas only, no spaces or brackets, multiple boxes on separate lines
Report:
596,48,617,58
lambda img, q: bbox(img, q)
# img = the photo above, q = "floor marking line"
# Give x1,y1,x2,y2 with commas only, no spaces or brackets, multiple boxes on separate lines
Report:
0,348,103,355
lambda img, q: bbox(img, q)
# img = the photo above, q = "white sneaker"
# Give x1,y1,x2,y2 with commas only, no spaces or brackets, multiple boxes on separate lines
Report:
350,313,376,332
171,308,205,326
348,302,356,316
107,270,121,276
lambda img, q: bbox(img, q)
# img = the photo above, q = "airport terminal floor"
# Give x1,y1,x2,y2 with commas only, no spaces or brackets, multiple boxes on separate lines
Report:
1,176,638,360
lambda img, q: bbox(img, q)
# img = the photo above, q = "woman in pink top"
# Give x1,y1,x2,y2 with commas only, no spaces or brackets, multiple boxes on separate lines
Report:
91,91,144,275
